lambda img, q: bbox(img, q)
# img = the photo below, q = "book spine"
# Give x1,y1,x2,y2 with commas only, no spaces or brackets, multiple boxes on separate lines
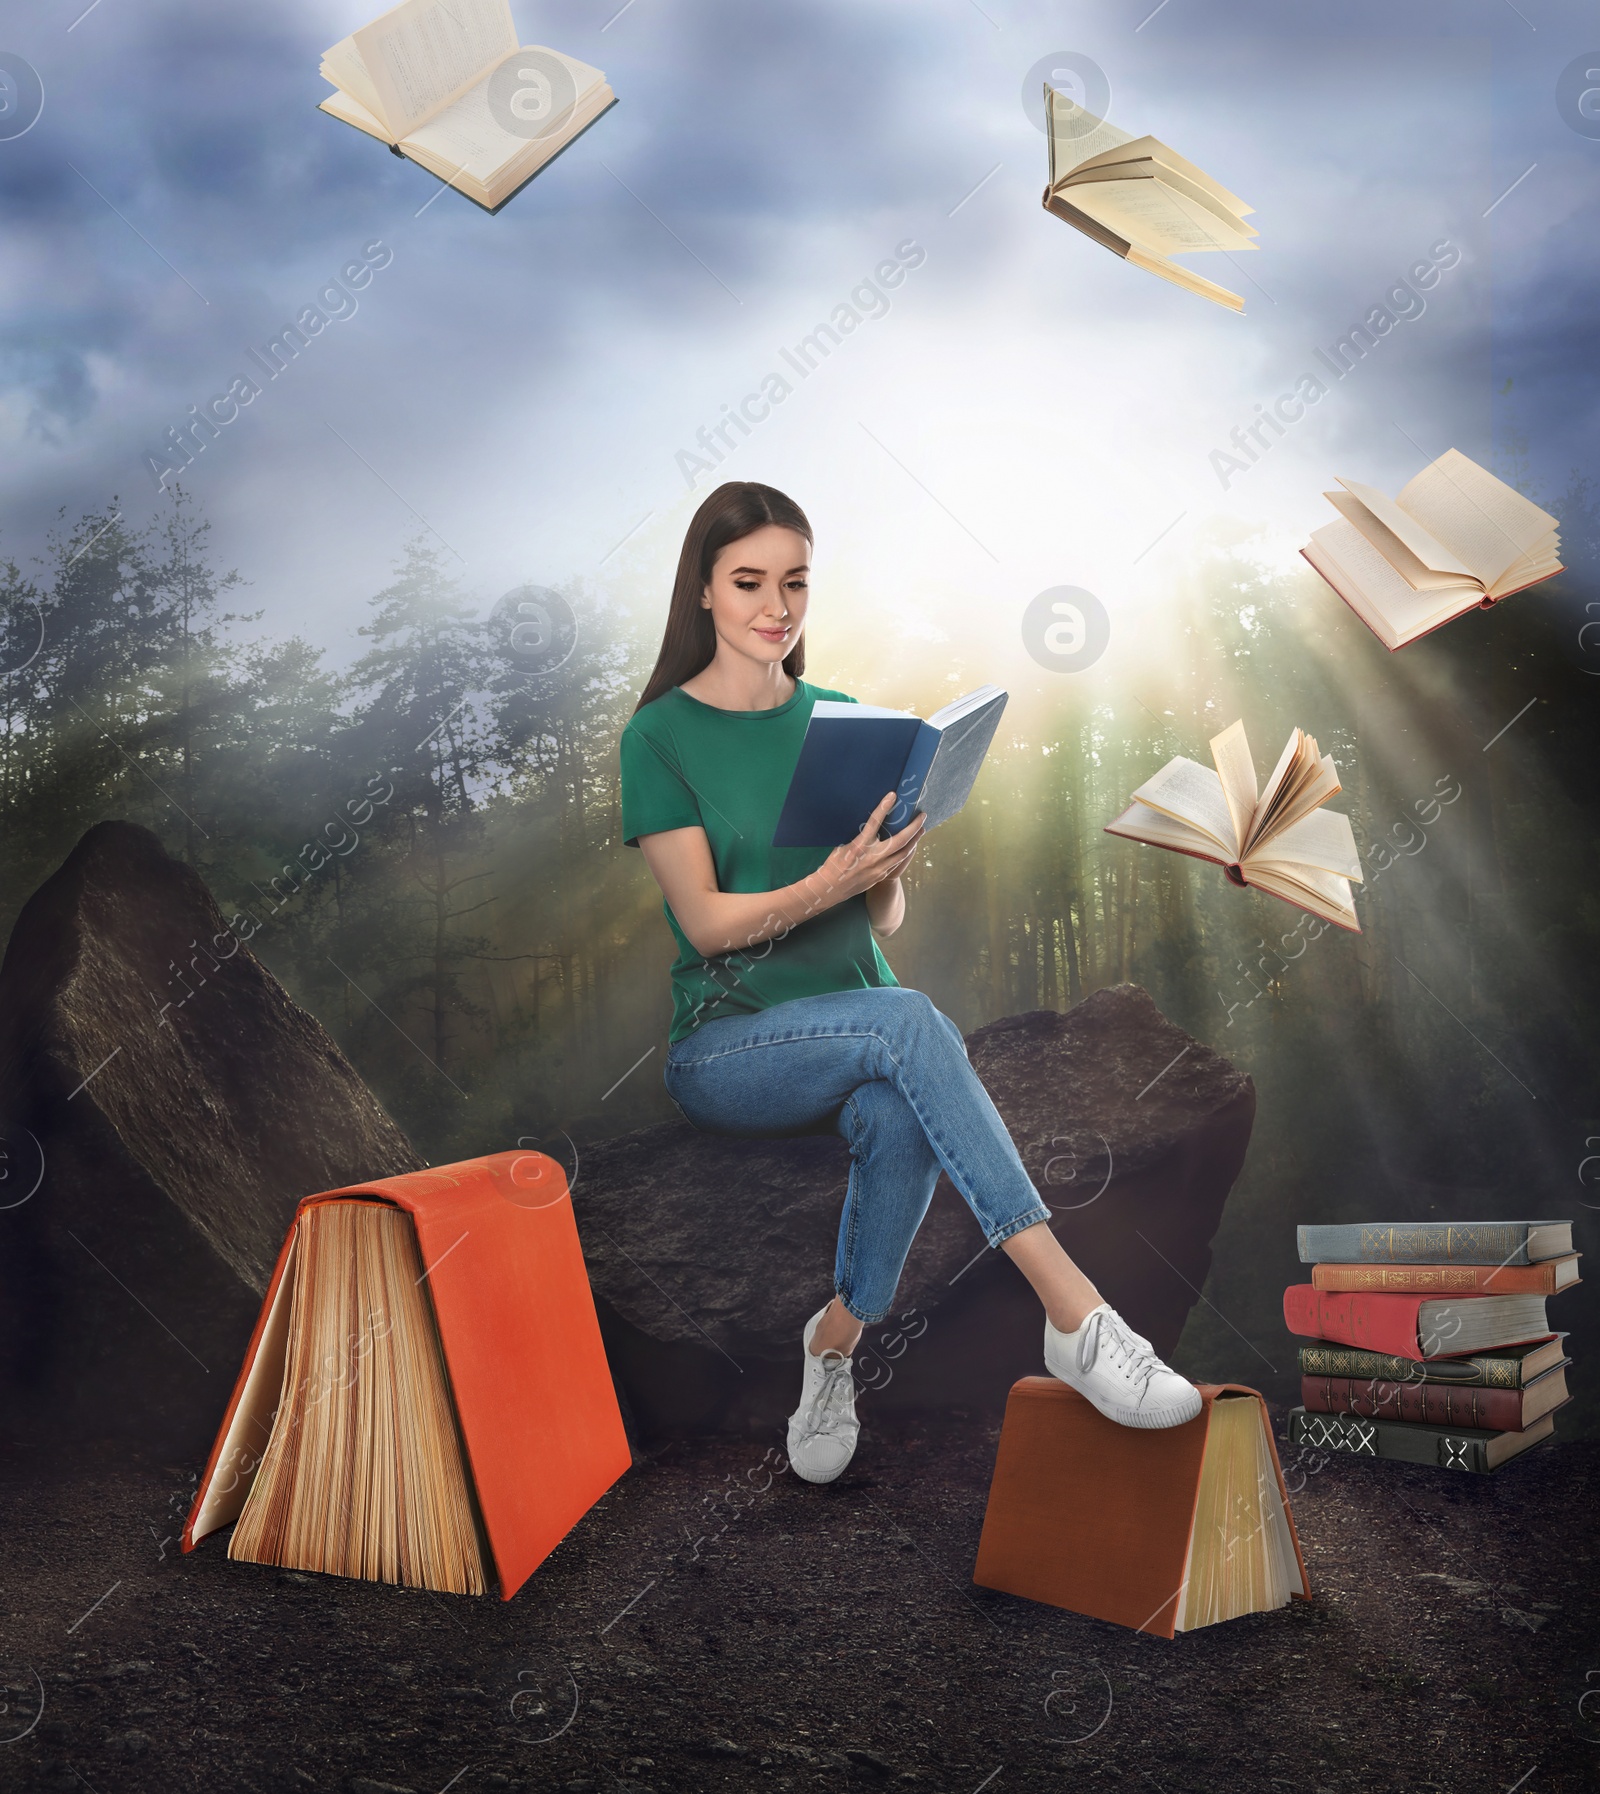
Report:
885,721,940,835
1296,1223,1533,1266
1309,1262,1561,1295
1287,1407,1492,1473
1294,1344,1523,1388
1282,1285,1424,1358
1300,1376,1527,1431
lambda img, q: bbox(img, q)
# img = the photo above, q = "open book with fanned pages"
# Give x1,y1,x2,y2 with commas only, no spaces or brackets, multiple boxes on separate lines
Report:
1104,718,1362,931
182,1151,630,1599
320,0,615,212
1301,449,1563,650
1041,84,1256,312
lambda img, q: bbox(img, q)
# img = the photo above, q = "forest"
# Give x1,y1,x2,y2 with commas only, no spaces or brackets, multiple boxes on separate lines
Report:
2,472,1597,1425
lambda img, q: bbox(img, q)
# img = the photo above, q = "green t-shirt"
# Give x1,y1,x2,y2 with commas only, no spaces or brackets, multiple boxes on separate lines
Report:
620,678,900,1043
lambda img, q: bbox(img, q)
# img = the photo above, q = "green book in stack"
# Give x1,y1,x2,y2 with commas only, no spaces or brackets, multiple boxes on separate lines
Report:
1286,1406,1555,1474
1295,1336,1568,1389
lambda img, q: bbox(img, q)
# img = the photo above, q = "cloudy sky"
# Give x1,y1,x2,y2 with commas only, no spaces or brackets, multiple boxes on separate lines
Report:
2,0,1596,693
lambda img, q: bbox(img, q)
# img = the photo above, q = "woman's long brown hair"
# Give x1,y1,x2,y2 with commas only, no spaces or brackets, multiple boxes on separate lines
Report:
633,482,811,713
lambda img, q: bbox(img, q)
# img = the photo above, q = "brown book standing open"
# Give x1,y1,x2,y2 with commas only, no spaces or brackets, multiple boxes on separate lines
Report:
1041,83,1257,312
974,1380,1311,1636
182,1151,630,1600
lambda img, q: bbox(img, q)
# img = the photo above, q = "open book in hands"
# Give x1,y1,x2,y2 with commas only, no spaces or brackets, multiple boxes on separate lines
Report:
1104,720,1363,931
772,686,1008,848
1041,84,1257,312
1301,448,1563,651
320,0,614,212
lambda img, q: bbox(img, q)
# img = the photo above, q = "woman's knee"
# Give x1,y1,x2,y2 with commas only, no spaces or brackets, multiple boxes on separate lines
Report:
841,1077,929,1150
873,986,968,1059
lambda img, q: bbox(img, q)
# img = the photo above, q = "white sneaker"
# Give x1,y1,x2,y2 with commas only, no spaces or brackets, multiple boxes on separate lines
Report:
1043,1302,1203,1430
785,1305,860,1484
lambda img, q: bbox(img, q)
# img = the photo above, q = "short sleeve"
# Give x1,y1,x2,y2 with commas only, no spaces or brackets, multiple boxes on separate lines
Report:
620,719,702,847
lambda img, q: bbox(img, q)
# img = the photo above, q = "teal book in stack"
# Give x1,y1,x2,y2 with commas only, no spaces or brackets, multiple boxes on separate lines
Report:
1281,1220,1577,1473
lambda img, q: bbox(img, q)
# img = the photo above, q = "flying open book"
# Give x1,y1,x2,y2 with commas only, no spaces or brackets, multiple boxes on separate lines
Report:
1301,449,1564,651
319,0,615,212
1041,84,1256,312
1104,719,1363,931
771,685,1007,848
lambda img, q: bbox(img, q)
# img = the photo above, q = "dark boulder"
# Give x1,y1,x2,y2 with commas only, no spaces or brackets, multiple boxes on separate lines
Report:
0,821,423,1451
574,984,1255,1436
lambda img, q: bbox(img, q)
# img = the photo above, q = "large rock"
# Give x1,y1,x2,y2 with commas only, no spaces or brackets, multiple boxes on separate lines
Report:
0,822,423,1450
575,985,1255,1435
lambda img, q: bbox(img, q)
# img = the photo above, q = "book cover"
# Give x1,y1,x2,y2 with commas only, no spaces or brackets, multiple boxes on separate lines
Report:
1286,1405,1558,1474
1295,1337,1567,1388
1300,1365,1569,1432
1295,1221,1572,1266
183,1150,630,1601
973,1379,1310,1637
1309,1256,1579,1296
771,687,1006,848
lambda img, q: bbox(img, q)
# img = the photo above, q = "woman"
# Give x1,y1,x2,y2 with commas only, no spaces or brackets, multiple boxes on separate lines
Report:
619,481,1200,1484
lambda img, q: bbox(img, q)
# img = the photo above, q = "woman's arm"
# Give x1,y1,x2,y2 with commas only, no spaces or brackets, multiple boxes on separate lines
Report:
637,791,925,959
863,871,906,937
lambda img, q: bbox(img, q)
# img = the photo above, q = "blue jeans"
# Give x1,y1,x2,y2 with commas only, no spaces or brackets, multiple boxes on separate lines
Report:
663,986,1052,1325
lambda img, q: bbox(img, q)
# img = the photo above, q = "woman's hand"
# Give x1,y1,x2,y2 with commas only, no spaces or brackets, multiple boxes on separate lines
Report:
806,792,926,910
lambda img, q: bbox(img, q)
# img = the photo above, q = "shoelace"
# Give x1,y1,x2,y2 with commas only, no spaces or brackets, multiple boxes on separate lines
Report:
1076,1309,1160,1393
802,1352,856,1438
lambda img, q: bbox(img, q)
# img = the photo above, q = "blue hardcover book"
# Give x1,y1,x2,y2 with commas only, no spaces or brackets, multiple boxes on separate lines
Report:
771,685,1008,848
1295,1220,1574,1267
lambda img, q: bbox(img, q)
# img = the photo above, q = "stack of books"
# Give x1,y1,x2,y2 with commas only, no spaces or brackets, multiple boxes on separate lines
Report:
1282,1220,1577,1473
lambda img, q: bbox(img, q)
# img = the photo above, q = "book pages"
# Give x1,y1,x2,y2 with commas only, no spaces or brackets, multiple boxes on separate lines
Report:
1102,798,1224,862
1046,88,1136,186
1252,737,1341,849
188,1232,299,1542
1207,720,1258,858
1304,521,1478,649
1324,490,1476,593
1256,805,1363,881
322,36,387,127
1122,244,1244,310
228,1202,488,1594
404,61,608,189
320,87,393,144
1128,756,1240,858
1062,175,1252,256
1136,140,1254,217
351,0,518,141
1244,860,1357,930
1105,157,1258,236
1242,728,1304,852
927,681,1005,730
1337,479,1475,580
1396,449,1559,588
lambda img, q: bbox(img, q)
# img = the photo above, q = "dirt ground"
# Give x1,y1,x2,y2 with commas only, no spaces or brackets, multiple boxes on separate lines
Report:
0,1403,1595,1794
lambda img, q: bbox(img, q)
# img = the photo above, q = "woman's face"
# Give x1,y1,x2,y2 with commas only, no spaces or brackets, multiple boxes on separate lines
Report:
701,524,810,668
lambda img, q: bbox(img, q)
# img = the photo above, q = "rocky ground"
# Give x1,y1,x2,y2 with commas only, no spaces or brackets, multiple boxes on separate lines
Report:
0,1403,1594,1794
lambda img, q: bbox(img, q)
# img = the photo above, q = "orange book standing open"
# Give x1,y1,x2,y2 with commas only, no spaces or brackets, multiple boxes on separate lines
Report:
182,1150,630,1601
974,1378,1311,1636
